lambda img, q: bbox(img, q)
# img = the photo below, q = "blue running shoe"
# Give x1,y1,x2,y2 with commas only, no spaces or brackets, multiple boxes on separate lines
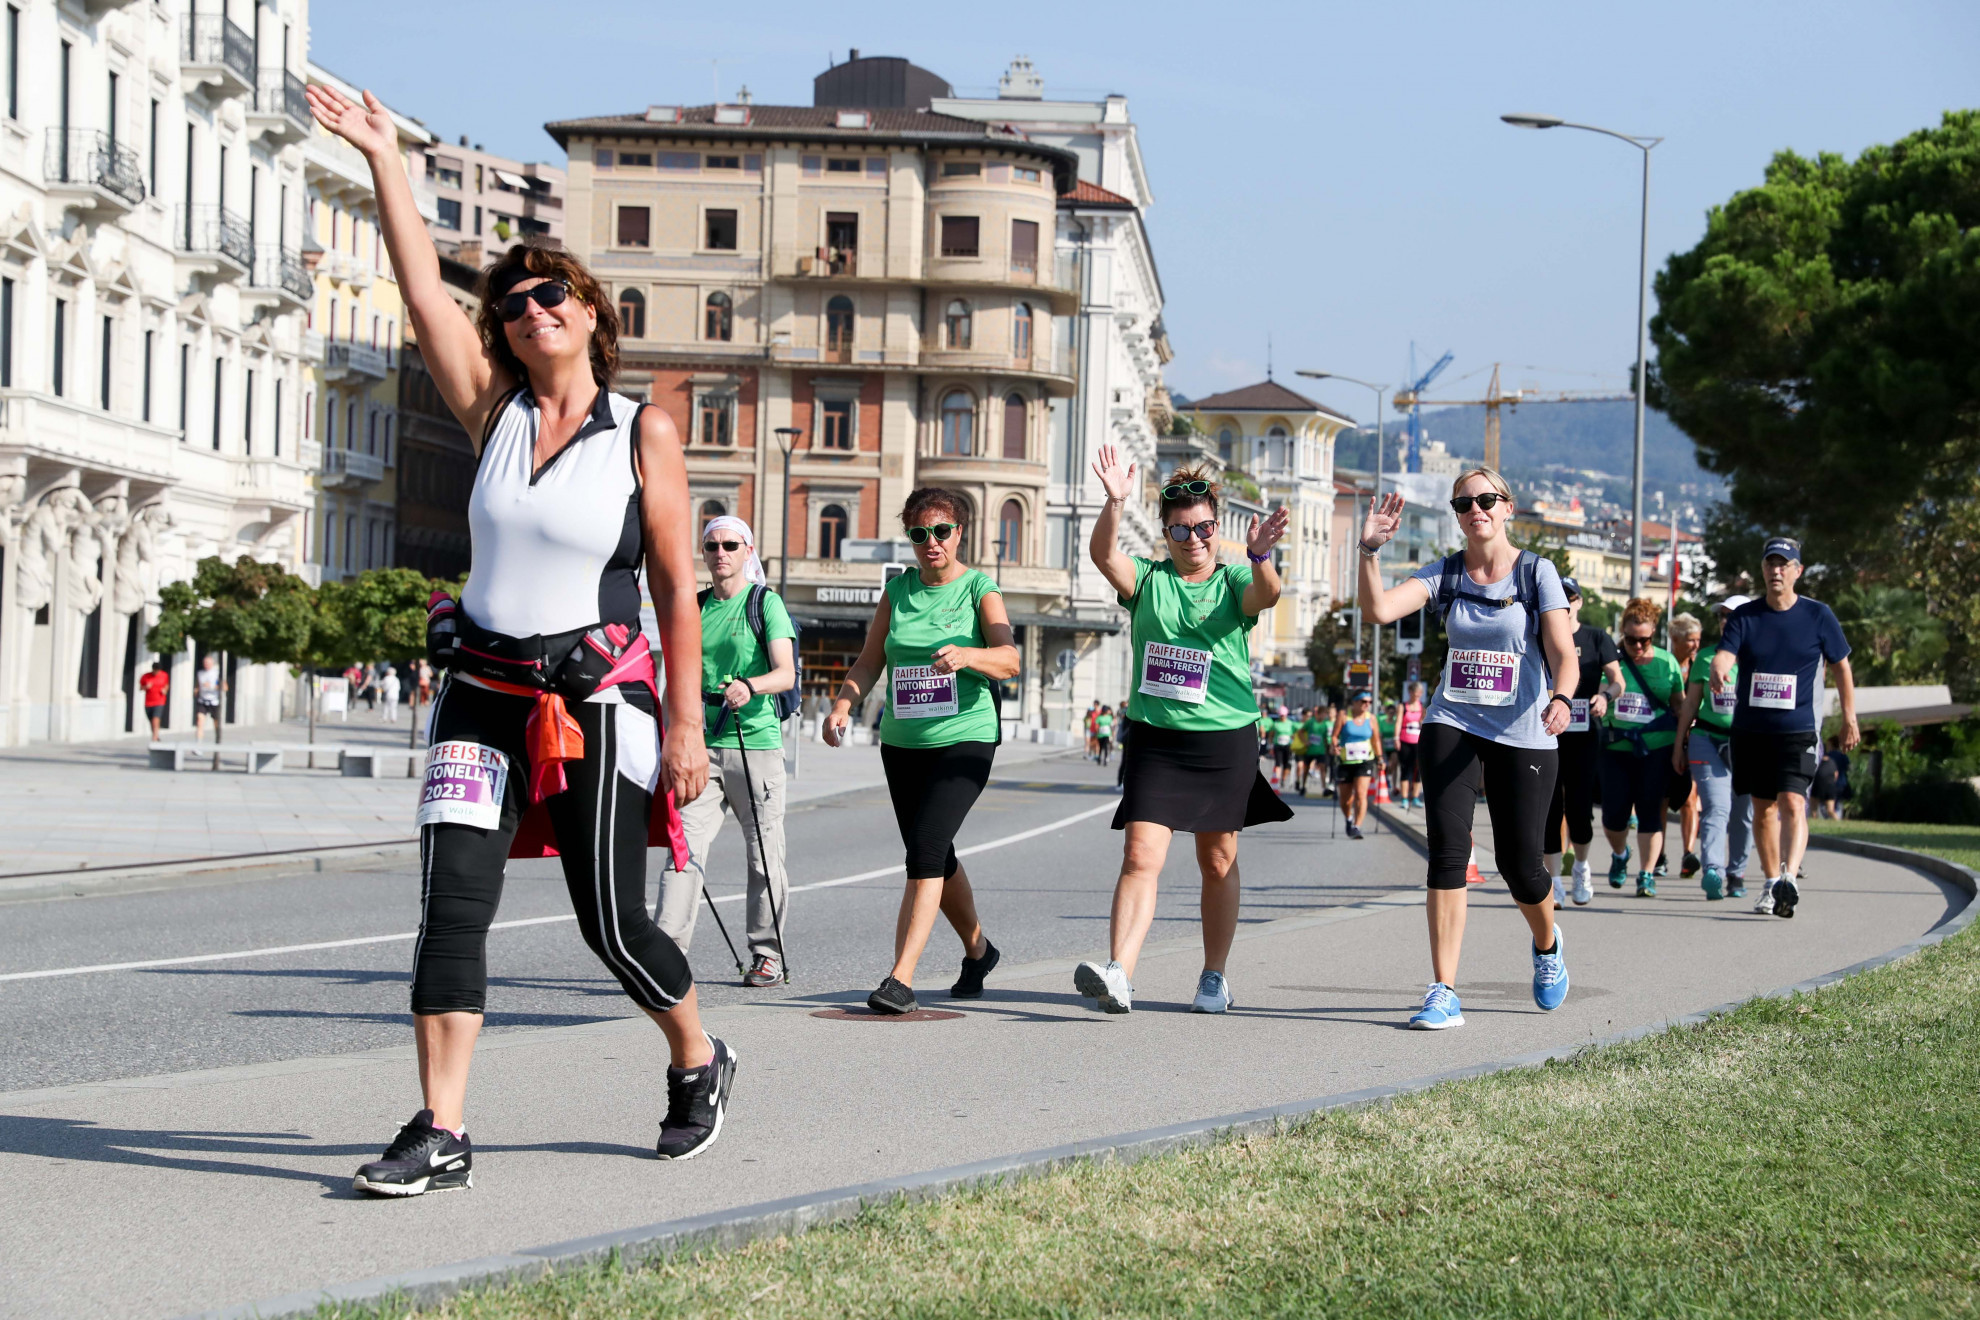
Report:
1532,926,1569,1011
1408,982,1464,1030
1607,850,1630,888
1701,866,1724,901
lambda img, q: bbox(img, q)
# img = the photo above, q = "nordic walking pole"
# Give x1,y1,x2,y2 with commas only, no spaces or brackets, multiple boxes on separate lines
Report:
686,700,747,980
732,706,790,983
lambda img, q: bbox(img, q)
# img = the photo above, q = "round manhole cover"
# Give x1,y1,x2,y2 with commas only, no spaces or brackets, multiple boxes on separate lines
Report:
811,1007,965,1022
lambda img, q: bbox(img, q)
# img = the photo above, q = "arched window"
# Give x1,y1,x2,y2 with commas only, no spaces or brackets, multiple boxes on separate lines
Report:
698,498,726,521
1217,427,1235,463
818,503,848,560
1267,425,1289,471
616,287,646,339
998,499,1024,565
945,299,972,350
704,291,733,342
940,390,974,455
1013,302,1032,362
1003,392,1027,460
826,294,854,359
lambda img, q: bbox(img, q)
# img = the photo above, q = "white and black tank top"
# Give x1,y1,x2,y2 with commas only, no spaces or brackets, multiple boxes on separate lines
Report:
461,386,644,638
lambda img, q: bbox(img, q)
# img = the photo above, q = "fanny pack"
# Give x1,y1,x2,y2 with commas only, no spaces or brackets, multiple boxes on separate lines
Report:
1611,652,1679,756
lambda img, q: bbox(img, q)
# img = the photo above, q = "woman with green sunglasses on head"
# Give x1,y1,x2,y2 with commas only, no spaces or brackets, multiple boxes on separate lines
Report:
1074,448,1293,1016
824,486,1020,1015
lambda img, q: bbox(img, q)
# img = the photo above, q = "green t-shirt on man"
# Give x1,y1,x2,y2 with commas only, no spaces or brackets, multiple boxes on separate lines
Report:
1604,644,1686,753
1121,557,1260,733
881,568,1003,749
699,586,797,751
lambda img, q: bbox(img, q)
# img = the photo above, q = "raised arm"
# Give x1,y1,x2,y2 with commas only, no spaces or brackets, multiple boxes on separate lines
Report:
636,408,707,804
1239,507,1291,616
1355,492,1433,624
1087,443,1141,600
304,84,514,443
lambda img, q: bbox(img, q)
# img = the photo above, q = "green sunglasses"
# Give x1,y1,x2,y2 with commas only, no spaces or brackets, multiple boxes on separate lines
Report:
908,523,957,544
1162,480,1212,501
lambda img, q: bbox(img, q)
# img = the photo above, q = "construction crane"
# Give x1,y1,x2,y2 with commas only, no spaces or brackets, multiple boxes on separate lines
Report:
1399,344,1453,473
1393,363,1633,471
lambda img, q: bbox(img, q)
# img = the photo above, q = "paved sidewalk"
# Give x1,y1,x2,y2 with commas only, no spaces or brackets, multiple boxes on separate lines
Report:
0,838,1960,1318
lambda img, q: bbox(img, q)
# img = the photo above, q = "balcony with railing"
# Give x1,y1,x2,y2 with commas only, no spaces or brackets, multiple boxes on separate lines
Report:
248,246,312,308
44,129,144,212
181,14,254,100
176,205,252,275
322,447,385,489
247,68,311,144
324,341,389,382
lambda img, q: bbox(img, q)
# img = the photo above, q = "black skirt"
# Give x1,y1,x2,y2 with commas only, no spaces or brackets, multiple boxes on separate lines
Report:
1113,718,1295,833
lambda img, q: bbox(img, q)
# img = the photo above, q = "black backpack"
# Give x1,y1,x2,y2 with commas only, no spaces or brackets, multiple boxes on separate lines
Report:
1434,550,1544,642
697,583,803,722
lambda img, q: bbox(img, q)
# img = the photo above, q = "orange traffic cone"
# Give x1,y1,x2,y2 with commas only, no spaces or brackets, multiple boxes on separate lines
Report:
1465,848,1485,885
1370,772,1392,806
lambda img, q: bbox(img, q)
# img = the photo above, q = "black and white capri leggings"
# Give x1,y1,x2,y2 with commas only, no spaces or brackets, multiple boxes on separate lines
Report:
880,740,996,879
1421,723,1558,904
411,678,692,1016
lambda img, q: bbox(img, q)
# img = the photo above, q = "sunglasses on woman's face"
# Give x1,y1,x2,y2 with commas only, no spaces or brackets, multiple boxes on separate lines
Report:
1449,492,1507,514
908,523,956,544
498,280,574,323
1165,520,1217,544
1163,480,1211,501
703,540,742,553
1622,633,1655,647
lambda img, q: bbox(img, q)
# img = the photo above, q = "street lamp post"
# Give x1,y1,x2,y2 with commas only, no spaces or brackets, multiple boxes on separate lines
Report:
1297,370,1389,696
774,426,802,598
1502,112,1662,600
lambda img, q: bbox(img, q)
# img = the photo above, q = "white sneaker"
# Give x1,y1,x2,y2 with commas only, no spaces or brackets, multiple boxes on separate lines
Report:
1191,969,1233,1014
1571,861,1593,906
1752,879,1776,915
1553,871,1570,908
1074,959,1133,1014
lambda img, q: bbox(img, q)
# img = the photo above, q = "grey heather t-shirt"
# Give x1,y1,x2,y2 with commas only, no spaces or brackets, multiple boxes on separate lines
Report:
1410,555,1571,750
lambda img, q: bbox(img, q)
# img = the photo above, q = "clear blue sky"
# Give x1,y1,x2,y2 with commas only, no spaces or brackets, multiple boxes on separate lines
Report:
316,0,1979,423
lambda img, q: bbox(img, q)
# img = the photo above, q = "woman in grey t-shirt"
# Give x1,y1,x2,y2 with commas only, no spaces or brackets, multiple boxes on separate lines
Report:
1356,468,1578,1031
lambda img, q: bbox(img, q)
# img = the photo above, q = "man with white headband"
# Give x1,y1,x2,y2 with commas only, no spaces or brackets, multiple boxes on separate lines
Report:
655,516,798,986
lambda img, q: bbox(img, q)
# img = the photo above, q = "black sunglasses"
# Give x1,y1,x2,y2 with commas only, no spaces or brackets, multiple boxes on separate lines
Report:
908,523,956,544
1622,633,1656,647
1165,520,1217,544
1162,480,1212,501
1449,493,1507,514
498,280,574,323
703,540,742,553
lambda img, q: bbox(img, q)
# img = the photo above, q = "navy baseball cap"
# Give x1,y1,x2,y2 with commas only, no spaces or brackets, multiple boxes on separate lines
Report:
1762,537,1802,563
1560,575,1582,599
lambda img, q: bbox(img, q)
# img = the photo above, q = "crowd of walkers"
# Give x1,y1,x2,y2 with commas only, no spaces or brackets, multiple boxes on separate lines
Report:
308,82,1863,1199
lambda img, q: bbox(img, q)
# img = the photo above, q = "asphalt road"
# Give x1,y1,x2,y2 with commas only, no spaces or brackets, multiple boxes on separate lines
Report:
0,752,1414,1092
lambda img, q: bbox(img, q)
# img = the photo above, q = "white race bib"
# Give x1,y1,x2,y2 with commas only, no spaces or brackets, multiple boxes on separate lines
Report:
1139,642,1212,704
1750,672,1797,710
1341,738,1373,764
1443,649,1519,706
1711,687,1738,717
1613,691,1655,725
1566,698,1591,733
892,665,959,719
416,741,510,830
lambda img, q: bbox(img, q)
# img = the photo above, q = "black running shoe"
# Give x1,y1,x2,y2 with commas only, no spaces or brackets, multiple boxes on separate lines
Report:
353,1109,472,1197
1771,876,1800,919
1681,850,1701,878
867,975,917,1014
1655,853,1669,876
656,1036,738,1161
951,939,1001,999
1346,822,1364,840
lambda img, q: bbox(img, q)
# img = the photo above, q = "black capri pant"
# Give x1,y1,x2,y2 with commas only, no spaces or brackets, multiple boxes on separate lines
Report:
1600,746,1671,833
1421,722,1558,904
413,678,692,1016
881,740,995,878
1545,728,1600,849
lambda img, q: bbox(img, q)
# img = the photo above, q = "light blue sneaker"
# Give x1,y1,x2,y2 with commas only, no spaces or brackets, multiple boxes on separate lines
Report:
1607,850,1630,888
1408,982,1464,1030
1532,925,1569,1011
1701,866,1725,901
1191,969,1233,1013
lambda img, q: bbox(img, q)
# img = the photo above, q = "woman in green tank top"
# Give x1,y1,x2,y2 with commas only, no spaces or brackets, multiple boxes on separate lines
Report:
823,487,1020,1016
1071,447,1293,1017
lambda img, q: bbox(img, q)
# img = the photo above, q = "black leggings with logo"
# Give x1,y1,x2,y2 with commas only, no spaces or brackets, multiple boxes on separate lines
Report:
1421,722,1558,903
411,678,692,1016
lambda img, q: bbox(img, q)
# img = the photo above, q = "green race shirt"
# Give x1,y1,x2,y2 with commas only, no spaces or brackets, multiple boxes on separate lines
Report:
1604,644,1686,752
1122,557,1260,733
1096,713,1115,737
1691,644,1741,736
880,568,1002,748
1303,717,1329,743
1270,717,1294,746
699,586,797,751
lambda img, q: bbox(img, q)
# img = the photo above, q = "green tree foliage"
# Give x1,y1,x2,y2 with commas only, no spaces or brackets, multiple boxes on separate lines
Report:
1304,606,1353,693
148,556,317,667
1831,583,1947,685
323,566,446,665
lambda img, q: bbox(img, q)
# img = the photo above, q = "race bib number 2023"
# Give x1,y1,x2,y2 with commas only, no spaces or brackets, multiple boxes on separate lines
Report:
416,741,510,830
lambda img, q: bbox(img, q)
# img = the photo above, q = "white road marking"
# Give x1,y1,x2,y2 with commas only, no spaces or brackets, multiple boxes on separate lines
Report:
0,800,1116,984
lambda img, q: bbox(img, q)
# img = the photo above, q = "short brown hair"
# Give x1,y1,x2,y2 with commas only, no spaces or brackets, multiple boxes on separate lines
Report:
1160,463,1219,518
900,486,965,530
1620,596,1664,631
474,243,619,390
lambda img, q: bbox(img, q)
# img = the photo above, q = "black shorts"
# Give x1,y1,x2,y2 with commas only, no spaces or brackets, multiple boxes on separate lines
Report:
1272,744,1293,769
1732,730,1821,800
1396,742,1420,779
195,701,220,716
1337,760,1376,781
143,703,166,717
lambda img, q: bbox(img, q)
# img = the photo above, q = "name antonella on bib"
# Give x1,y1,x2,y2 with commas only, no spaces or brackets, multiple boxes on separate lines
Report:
1750,672,1797,709
416,740,510,830
1444,649,1518,706
891,665,959,719
1139,641,1211,704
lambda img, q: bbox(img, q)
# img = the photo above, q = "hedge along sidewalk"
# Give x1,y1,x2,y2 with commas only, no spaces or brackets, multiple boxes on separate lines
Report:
228,834,1980,1320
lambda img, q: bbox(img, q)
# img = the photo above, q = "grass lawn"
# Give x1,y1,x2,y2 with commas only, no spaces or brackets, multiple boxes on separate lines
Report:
336,839,1980,1320
1811,819,1980,873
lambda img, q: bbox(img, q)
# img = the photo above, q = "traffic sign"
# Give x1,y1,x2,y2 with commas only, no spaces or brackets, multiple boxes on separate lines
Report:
1346,660,1371,692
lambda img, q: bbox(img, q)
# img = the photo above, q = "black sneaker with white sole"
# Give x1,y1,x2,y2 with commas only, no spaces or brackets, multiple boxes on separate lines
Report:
867,975,917,1014
656,1036,738,1161
1771,876,1800,919
951,939,1000,999
353,1109,472,1197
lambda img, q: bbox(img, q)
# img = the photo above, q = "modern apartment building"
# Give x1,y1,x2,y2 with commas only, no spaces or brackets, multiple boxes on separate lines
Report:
300,62,431,584
0,0,318,743
547,54,1083,723
936,59,1172,731
416,135,565,262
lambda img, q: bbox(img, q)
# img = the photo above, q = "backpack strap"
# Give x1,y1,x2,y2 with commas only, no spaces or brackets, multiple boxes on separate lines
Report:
744,583,770,655
1516,551,1540,642
696,587,712,608
1434,551,1466,621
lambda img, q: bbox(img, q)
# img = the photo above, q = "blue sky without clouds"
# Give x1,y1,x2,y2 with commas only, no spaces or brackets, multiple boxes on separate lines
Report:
316,0,1979,424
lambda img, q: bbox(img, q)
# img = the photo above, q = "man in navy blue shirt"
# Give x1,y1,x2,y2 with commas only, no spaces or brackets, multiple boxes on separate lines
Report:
1709,537,1858,919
